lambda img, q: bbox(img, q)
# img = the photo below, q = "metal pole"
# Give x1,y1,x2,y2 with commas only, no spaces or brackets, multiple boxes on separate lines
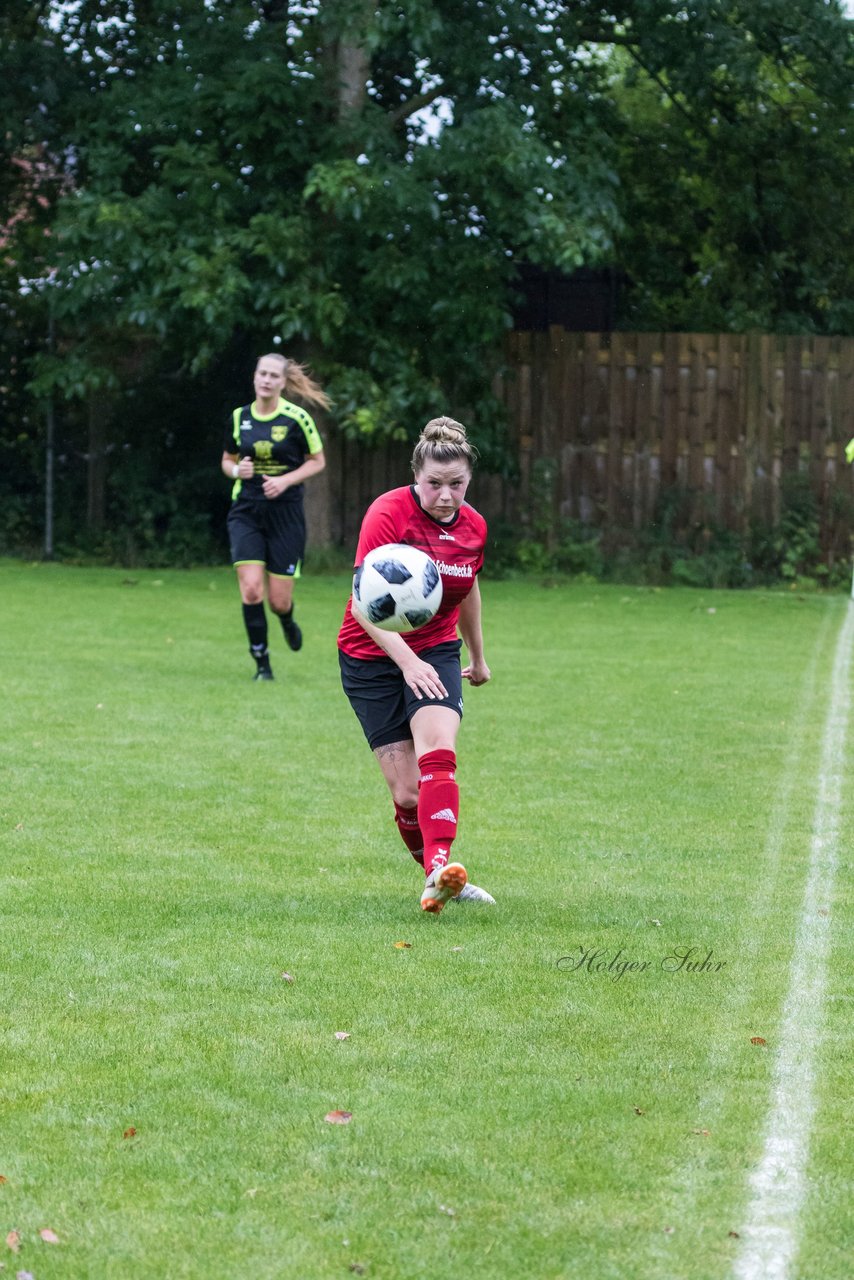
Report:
44,302,55,560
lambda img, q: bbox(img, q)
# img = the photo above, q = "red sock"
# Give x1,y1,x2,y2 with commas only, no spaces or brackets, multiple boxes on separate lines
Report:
417,750,459,877
393,802,424,866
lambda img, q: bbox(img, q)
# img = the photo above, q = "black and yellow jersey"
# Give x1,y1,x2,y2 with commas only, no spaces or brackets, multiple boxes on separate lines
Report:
224,397,324,503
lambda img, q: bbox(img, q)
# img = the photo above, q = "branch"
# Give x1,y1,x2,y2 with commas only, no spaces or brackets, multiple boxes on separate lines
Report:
387,83,449,128
623,45,720,143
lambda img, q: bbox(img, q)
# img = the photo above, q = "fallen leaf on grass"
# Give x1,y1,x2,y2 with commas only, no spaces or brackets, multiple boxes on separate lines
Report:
818,908,829,917
349,1265,366,1275
334,1032,351,1041
663,1226,675,1235
123,1127,137,1139
451,946,463,952
244,1188,259,1198
633,1107,646,1115
39,1229,60,1244
324,1110,353,1125
393,941,412,949
6,1231,20,1253
438,1204,456,1216
690,1129,711,1137
750,1036,767,1046
728,1230,740,1239
281,972,295,983
0,1175,7,1184
648,919,661,927
14,824,24,832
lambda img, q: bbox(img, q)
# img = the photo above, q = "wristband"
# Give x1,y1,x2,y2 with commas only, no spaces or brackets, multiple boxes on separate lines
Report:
232,462,240,479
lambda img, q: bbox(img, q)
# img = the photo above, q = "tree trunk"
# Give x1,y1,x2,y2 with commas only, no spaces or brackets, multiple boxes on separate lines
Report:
86,391,110,533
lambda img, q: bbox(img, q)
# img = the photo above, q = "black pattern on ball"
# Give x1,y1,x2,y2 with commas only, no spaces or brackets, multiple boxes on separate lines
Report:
403,608,434,628
367,593,397,623
422,561,440,594
372,557,413,585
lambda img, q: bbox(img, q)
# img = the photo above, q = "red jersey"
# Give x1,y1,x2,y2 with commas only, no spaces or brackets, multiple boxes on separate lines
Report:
337,485,487,660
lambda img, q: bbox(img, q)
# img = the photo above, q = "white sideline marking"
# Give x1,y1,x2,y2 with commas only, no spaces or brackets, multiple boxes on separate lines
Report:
733,602,853,1280
648,610,832,1276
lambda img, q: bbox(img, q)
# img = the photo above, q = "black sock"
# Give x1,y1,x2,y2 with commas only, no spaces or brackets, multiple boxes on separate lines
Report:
242,601,268,657
279,607,295,632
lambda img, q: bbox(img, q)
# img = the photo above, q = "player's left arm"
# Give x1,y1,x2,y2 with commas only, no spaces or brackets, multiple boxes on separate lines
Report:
458,578,491,686
262,450,326,499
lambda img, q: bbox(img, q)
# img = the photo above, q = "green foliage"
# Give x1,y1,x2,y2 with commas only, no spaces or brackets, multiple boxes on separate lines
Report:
3,0,852,560
608,2,854,332
485,477,849,591
773,471,828,588
4,0,628,446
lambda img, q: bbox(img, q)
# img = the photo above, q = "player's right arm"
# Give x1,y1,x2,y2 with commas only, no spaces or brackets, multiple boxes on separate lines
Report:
350,494,447,698
350,607,448,701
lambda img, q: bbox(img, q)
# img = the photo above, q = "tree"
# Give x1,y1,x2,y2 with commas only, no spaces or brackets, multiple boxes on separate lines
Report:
599,0,854,331
6,2,621,448
2,1,851,557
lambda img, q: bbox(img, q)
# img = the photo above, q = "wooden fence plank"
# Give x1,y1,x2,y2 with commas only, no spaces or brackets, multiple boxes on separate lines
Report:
660,332,680,494
714,334,735,526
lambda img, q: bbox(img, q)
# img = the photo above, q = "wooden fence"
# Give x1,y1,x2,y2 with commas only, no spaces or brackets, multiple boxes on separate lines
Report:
309,330,854,558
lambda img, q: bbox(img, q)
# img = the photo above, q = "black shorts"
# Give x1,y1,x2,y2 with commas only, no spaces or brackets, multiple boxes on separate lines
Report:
227,497,305,578
339,640,464,750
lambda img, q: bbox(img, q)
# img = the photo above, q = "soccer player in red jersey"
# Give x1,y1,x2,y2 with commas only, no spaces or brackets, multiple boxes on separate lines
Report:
338,417,495,913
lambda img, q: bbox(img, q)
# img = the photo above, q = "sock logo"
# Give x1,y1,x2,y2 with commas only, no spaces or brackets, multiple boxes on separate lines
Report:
434,848,449,868
430,808,457,823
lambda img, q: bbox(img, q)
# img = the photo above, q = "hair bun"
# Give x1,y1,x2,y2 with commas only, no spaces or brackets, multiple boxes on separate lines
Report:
422,416,467,444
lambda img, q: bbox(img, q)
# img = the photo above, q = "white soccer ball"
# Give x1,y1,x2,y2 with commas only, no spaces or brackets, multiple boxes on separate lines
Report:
353,542,443,633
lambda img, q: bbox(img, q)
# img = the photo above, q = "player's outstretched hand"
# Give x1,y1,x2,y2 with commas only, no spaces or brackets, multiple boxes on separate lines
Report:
462,659,491,686
401,656,448,701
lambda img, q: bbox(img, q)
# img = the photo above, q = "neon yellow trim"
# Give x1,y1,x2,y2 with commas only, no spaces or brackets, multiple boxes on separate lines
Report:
234,559,266,568
268,561,302,580
279,398,323,455
250,402,285,421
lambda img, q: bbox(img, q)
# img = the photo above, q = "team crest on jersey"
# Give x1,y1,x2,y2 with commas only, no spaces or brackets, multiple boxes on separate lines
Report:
272,425,287,442
255,439,273,459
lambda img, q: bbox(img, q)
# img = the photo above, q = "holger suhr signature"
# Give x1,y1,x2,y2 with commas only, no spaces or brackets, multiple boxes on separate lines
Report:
556,945,728,982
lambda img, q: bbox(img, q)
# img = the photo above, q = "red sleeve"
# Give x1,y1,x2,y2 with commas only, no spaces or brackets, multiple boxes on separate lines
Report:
354,494,404,564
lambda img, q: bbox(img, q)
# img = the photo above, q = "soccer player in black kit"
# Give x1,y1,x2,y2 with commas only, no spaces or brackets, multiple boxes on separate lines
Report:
221,354,329,680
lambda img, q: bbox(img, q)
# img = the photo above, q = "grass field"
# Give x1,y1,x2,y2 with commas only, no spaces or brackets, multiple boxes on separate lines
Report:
1,559,851,1280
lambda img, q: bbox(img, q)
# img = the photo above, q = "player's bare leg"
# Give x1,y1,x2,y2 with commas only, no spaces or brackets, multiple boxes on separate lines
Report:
268,574,302,651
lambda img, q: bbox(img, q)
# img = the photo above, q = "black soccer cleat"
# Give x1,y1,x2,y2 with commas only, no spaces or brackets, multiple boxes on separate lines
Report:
253,658,274,681
282,616,303,652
